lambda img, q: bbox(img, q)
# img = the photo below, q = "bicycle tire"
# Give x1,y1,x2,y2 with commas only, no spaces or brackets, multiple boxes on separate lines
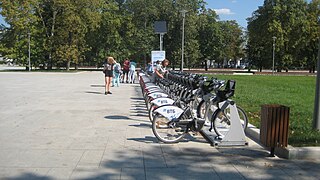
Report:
212,106,248,137
196,100,207,119
148,104,157,122
152,113,187,143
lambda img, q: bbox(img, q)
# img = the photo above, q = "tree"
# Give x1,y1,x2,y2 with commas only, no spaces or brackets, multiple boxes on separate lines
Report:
219,20,244,68
198,9,222,69
301,0,320,73
0,0,245,71
0,0,39,69
247,0,312,72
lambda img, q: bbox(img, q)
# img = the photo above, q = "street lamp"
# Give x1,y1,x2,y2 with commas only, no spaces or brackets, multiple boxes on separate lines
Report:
272,36,276,75
28,31,31,71
180,10,188,71
313,36,320,130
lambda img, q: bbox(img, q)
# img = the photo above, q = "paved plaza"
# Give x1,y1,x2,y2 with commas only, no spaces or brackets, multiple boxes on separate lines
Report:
0,71,319,179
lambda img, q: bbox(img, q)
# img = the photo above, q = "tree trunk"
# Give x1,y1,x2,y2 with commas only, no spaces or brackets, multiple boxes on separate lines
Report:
204,60,208,71
313,65,316,73
66,60,71,71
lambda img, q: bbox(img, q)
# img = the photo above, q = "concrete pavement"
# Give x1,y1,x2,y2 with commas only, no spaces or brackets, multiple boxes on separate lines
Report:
0,71,319,179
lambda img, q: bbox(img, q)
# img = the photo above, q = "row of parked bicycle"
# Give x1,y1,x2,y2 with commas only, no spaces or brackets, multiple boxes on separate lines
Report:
138,70,248,144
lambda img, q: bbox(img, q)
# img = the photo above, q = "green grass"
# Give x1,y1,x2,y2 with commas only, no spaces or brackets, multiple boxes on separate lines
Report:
207,74,320,147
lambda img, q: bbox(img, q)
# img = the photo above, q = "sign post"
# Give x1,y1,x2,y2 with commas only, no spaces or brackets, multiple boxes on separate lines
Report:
154,21,167,51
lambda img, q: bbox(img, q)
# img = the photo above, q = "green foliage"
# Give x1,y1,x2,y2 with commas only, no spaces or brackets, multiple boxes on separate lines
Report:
2,0,317,71
247,0,320,72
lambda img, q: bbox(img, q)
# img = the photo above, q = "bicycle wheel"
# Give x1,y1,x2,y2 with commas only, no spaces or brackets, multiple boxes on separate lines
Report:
204,101,218,125
213,106,248,137
191,94,202,112
148,104,157,122
236,106,248,130
152,113,187,143
196,100,207,119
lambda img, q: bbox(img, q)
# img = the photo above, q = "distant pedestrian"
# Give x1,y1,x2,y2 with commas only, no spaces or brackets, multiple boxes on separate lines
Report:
128,60,136,83
122,58,130,83
103,57,115,95
112,61,121,87
146,60,153,75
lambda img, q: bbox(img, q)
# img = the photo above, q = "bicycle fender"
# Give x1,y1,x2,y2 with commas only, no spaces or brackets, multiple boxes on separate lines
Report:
151,97,175,106
148,92,168,99
154,106,184,121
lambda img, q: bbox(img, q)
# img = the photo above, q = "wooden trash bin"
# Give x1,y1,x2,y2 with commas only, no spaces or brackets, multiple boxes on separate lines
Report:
260,104,290,156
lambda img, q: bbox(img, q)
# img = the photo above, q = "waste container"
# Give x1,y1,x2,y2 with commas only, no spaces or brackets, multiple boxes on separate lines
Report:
260,104,290,156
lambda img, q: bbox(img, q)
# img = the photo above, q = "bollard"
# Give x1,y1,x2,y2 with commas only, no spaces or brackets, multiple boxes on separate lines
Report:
260,104,290,157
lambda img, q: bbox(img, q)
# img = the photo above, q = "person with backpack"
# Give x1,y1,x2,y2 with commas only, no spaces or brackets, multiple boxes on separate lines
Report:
128,60,136,83
103,57,115,95
112,61,121,87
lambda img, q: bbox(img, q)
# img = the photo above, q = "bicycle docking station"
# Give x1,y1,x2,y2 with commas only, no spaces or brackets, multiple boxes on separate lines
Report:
139,70,249,146
200,102,248,147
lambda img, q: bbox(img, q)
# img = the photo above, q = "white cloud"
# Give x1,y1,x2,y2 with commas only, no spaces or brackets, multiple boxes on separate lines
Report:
231,0,237,3
214,8,235,15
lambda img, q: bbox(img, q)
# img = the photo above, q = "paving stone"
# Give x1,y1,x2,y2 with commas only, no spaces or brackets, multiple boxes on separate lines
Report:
0,72,319,179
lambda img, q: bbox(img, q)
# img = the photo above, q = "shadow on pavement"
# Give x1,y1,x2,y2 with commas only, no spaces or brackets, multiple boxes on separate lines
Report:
85,91,104,95
104,115,131,120
90,84,105,87
127,136,158,143
129,123,151,128
6,173,52,180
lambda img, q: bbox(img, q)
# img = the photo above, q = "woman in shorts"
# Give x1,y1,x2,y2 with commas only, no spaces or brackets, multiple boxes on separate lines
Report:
103,57,115,95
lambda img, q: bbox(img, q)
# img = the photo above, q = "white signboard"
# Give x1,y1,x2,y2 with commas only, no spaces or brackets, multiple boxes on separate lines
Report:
151,51,166,63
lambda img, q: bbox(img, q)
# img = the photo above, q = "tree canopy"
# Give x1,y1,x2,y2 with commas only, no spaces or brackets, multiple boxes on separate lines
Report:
0,0,318,72
247,0,320,72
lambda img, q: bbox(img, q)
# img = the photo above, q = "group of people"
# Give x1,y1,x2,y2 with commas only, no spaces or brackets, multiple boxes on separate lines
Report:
103,57,136,95
103,56,170,95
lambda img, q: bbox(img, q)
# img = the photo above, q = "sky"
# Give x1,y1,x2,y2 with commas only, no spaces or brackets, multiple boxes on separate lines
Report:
206,0,313,28
205,0,264,28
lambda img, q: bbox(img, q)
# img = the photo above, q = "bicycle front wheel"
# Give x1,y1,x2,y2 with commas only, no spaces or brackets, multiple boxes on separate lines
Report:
148,104,157,122
152,114,187,143
213,106,248,137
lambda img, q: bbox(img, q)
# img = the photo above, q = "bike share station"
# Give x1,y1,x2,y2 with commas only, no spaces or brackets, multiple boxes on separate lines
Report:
140,20,248,147
138,69,248,148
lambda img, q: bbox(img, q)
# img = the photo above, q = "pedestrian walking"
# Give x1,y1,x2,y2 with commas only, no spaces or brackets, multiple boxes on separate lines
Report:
112,61,121,87
103,57,115,95
128,60,136,83
146,60,153,75
122,58,130,83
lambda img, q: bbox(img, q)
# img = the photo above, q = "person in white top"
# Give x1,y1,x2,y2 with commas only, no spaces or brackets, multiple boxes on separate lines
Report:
154,59,169,83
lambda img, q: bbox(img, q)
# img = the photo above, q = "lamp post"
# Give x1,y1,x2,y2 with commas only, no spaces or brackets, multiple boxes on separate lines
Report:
272,36,276,75
180,10,187,71
28,31,31,71
313,37,320,130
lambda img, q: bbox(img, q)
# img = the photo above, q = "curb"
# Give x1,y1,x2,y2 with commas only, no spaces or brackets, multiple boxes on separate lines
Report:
245,123,320,160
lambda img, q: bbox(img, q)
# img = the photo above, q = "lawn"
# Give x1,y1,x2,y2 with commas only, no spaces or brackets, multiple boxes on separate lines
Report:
207,74,320,147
